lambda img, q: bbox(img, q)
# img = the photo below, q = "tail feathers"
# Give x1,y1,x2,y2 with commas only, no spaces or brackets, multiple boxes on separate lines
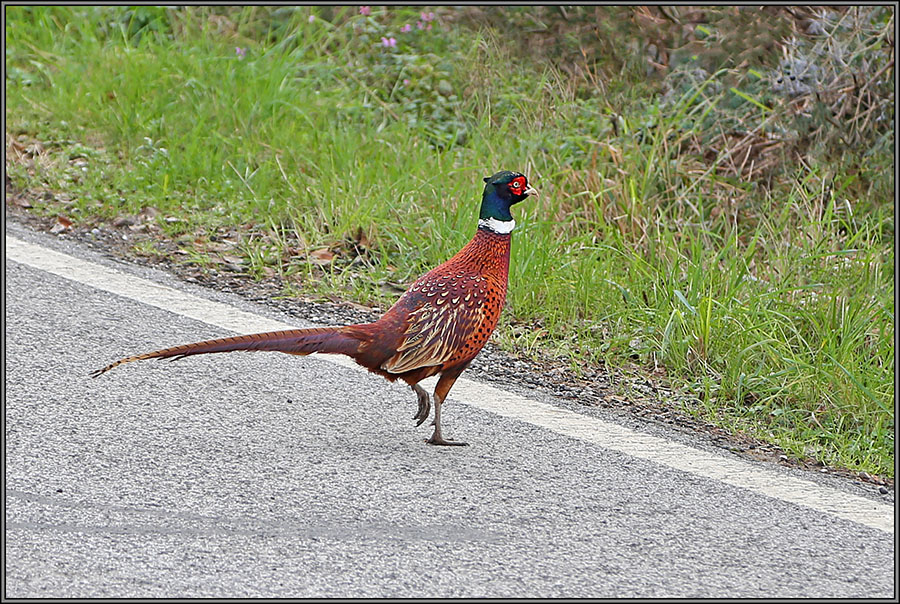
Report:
90,327,361,378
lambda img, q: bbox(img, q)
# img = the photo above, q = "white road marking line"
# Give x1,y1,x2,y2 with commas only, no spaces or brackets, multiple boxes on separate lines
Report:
6,235,893,534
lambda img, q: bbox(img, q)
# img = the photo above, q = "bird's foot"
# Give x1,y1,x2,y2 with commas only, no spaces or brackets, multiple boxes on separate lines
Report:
426,433,469,447
412,385,431,427
413,399,430,427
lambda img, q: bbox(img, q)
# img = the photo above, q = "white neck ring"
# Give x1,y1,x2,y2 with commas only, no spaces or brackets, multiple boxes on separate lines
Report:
478,217,516,234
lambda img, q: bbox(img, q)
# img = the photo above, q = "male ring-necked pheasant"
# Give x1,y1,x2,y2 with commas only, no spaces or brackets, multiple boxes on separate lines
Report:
91,170,536,445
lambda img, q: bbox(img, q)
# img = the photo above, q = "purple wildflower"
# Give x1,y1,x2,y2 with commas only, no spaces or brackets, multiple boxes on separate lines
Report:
400,23,412,33
421,11,435,22
416,20,425,29
381,36,397,47
403,78,411,86
359,6,371,16
235,46,246,59
308,14,315,23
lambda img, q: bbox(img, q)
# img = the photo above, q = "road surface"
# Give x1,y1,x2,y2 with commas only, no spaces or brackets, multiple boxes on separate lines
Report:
5,224,894,598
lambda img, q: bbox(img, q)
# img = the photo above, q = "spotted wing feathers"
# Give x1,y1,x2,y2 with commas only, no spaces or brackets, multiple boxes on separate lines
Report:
379,266,501,374
382,302,484,373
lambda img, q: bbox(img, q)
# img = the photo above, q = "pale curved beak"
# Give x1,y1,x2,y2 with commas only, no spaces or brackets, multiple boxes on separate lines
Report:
524,186,538,197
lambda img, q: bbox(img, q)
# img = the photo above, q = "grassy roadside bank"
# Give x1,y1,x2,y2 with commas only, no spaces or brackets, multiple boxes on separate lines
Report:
5,6,894,477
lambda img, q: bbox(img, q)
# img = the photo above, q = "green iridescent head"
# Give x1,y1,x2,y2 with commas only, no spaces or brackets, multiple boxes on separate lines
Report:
479,171,537,222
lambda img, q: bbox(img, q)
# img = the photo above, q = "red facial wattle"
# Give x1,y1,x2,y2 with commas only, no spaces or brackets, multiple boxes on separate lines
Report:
508,176,527,196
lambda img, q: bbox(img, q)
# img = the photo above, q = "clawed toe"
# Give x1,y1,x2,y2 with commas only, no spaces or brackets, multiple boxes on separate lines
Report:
412,384,431,426
413,400,430,426
412,383,467,446
426,434,469,446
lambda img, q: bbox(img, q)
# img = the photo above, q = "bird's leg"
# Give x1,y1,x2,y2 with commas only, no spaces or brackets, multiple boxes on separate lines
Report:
426,371,468,446
411,383,431,427
426,392,467,446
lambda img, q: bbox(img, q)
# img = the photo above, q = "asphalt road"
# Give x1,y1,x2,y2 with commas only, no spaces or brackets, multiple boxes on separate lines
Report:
4,225,895,598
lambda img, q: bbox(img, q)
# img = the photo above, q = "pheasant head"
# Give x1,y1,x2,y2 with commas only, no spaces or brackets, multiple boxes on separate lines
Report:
478,171,537,234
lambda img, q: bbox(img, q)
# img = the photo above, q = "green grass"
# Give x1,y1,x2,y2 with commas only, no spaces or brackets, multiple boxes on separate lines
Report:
5,6,894,477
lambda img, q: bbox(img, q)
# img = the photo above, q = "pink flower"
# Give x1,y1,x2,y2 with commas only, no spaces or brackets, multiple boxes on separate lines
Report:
420,11,435,22
403,78,410,85
359,6,371,15
416,20,425,29
381,36,396,47
400,23,412,33
235,46,246,59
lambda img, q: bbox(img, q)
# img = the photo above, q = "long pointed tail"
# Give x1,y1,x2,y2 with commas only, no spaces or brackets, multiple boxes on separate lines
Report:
90,327,361,378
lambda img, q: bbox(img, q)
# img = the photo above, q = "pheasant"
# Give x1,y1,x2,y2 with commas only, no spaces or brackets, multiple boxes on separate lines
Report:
91,170,537,446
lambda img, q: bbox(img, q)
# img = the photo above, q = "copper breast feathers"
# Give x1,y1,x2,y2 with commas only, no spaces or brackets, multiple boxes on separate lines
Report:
380,231,512,373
